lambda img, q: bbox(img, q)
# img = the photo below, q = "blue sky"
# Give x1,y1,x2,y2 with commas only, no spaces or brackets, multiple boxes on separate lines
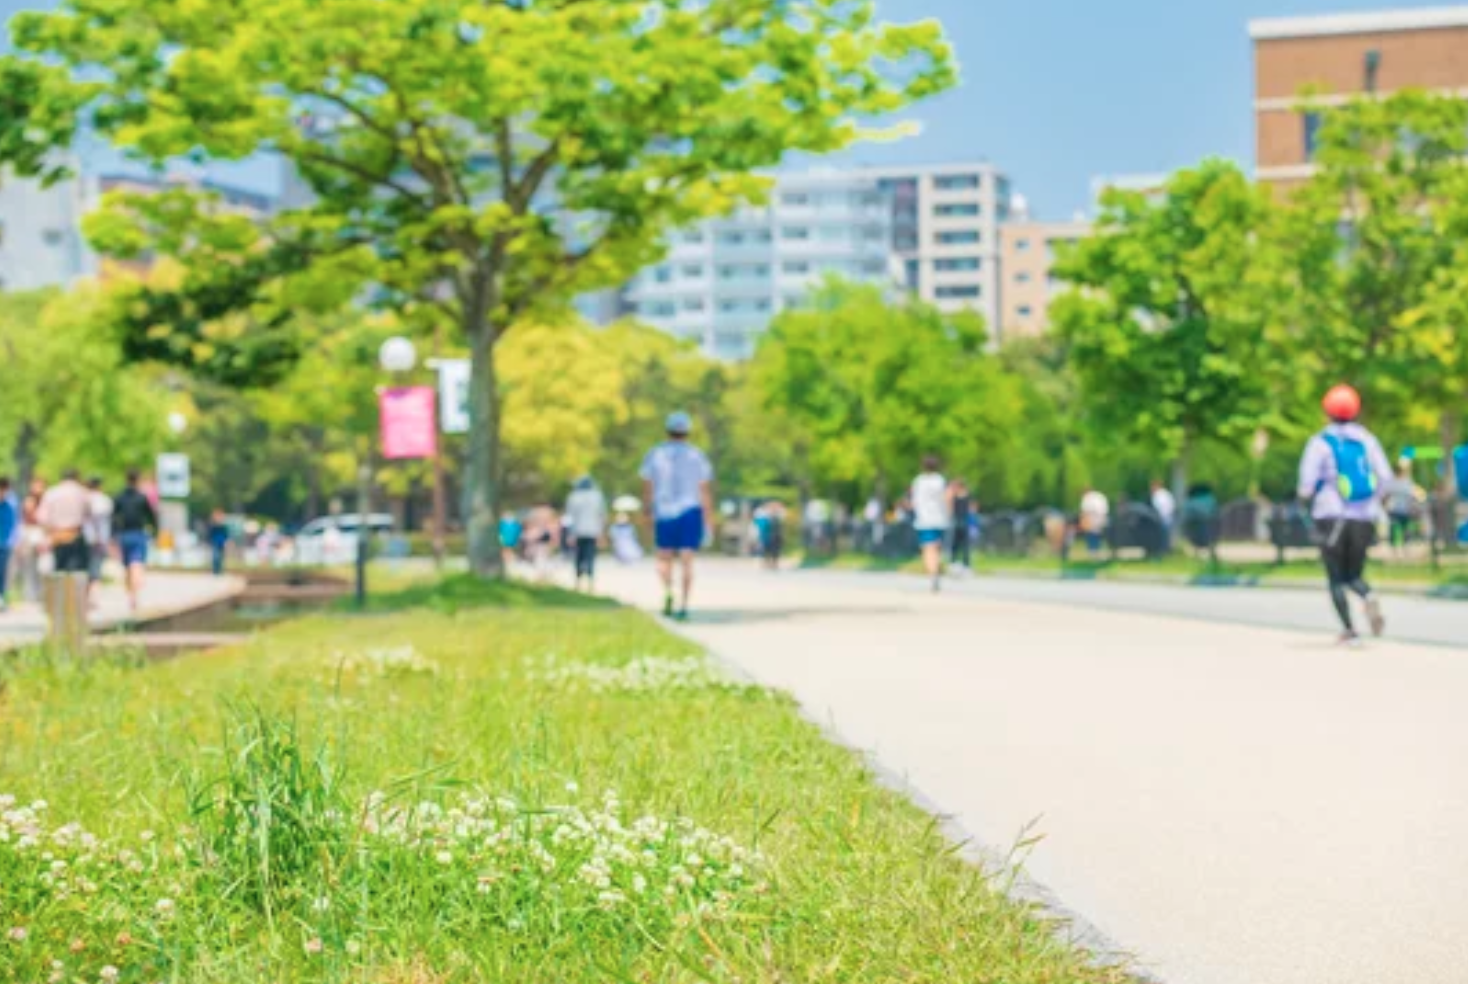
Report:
3,0,1444,215
850,0,1440,217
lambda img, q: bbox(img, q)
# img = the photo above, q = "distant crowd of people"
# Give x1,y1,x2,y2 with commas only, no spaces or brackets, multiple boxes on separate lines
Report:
0,469,159,613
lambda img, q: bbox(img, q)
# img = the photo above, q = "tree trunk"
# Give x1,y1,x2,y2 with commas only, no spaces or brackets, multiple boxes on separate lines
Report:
1170,438,1192,504
1440,410,1460,497
464,320,505,577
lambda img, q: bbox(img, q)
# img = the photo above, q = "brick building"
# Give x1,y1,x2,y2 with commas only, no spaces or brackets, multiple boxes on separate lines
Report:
1251,6,1468,191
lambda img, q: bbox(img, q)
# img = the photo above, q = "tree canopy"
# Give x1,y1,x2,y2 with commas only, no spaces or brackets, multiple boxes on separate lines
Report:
4,0,956,574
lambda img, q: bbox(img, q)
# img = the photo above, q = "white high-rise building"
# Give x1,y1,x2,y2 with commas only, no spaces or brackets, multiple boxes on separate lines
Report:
854,162,1008,338
0,163,98,291
624,169,898,360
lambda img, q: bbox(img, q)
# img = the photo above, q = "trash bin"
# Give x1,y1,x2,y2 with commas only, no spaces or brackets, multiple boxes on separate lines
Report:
42,572,89,652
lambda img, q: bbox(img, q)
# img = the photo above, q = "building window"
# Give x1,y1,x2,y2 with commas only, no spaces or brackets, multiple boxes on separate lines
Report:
682,297,706,312
935,203,981,218
1016,272,1031,284
643,301,676,317
895,232,918,252
755,229,773,243
1018,305,1033,317
42,229,66,247
905,258,921,291
862,226,885,241
1016,238,1031,251
857,192,883,207
936,230,981,246
682,264,704,278
718,265,736,280
754,264,770,277
1303,111,1324,162
782,261,811,275
718,231,745,246
936,286,982,299
653,266,673,284
684,230,705,244
935,258,981,272
934,174,981,191
862,258,887,275
783,295,805,309
754,299,771,312
719,299,738,313
781,227,810,240
781,192,811,207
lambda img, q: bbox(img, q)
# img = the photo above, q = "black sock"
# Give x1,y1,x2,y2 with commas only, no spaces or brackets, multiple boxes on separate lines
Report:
1330,583,1354,632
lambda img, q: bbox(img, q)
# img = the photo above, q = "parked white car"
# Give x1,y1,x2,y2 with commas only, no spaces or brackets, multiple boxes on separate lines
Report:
294,513,395,566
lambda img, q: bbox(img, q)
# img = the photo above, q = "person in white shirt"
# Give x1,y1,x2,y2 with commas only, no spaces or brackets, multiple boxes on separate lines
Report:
564,476,608,593
1149,479,1177,552
84,476,114,597
640,411,714,620
1078,486,1110,554
910,455,950,592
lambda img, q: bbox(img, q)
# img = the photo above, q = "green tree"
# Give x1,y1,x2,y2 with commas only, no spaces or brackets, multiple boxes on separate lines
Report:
753,281,1030,506
1282,90,1468,480
1051,160,1283,498
4,0,954,575
0,287,170,486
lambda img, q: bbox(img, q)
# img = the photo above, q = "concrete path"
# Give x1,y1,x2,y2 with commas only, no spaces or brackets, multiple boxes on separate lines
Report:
599,561,1468,984
0,570,244,644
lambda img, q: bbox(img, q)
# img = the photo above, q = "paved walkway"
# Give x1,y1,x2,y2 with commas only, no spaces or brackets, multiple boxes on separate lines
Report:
0,570,245,644
599,561,1468,984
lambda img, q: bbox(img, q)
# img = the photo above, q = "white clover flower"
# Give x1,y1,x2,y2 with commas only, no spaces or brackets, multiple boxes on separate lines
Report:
311,896,331,913
155,898,175,917
6,927,26,942
435,850,454,865
304,937,323,955
345,939,361,956
100,966,120,982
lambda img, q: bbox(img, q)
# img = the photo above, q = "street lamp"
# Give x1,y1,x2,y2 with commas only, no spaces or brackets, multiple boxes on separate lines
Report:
167,412,188,438
356,336,419,609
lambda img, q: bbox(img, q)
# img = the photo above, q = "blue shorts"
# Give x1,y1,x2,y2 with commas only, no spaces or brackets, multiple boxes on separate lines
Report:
655,508,704,552
916,528,945,546
119,531,149,567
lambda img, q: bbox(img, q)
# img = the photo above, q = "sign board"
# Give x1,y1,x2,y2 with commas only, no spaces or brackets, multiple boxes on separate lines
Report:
156,453,191,499
379,386,438,460
433,359,471,434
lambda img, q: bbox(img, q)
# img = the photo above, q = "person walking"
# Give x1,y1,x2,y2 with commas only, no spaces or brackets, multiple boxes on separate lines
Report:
208,509,231,576
1298,384,1394,645
911,456,950,593
565,476,608,592
1150,479,1177,552
84,476,114,599
1380,459,1423,557
1079,486,1110,555
640,410,714,620
38,470,93,579
0,478,18,612
15,482,47,603
113,470,158,613
948,478,973,571
498,511,523,572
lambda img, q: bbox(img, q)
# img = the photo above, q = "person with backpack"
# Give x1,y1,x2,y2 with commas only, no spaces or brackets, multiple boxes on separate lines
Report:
1297,385,1394,645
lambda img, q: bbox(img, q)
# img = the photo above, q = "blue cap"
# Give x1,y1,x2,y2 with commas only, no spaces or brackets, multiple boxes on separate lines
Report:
665,411,692,435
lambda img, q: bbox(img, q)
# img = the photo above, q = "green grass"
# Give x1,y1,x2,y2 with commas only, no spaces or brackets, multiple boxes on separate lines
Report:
0,578,1130,983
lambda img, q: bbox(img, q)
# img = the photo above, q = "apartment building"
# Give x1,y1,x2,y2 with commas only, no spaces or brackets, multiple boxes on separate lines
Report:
854,162,1008,336
997,217,1091,340
0,162,98,291
623,170,898,360
1251,6,1468,191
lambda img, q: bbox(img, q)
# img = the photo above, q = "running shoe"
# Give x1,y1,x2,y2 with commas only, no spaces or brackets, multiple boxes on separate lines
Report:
662,593,675,618
1337,631,1363,648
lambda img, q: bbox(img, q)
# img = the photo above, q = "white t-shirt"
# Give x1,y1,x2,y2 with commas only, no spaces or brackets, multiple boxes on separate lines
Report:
639,442,713,520
1151,488,1177,526
1080,491,1110,525
565,488,608,538
85,491,114,545
910,473,949,531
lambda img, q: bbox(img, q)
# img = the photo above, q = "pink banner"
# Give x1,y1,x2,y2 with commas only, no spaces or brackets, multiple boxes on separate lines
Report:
379,386,438,460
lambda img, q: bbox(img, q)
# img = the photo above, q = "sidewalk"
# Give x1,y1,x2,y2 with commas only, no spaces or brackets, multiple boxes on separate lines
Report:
600,560,1468,984
0,570,245,645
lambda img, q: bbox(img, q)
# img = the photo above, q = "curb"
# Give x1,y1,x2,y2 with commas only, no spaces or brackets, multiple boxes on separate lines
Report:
665,619,1160,984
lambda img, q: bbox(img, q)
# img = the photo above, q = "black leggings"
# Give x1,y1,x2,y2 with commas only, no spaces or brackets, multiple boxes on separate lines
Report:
950,529,971,566
574,537,598,578
1320,519,1373,631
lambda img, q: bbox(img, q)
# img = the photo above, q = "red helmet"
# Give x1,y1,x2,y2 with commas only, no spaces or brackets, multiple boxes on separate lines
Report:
1322,384,1362,422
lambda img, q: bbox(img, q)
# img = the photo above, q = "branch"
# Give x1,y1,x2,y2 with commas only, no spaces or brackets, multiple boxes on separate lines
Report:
295,147,433,211
511,139,562,212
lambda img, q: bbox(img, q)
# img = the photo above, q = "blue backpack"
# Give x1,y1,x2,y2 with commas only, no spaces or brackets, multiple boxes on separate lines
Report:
1321,432,1378,503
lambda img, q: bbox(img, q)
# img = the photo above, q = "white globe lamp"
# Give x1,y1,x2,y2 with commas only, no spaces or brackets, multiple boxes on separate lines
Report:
167,412,188,437
379,336,418,374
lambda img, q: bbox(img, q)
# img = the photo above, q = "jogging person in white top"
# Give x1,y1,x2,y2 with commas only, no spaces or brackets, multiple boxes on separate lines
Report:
640,411,714,620
910,455,950,593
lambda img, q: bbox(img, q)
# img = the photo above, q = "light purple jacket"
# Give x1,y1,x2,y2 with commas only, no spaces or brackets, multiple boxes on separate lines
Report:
1297,423,1393,521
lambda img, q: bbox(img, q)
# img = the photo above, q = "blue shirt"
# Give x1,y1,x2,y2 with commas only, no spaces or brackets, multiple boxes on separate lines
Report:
640,441,713,520
0,493,18,549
